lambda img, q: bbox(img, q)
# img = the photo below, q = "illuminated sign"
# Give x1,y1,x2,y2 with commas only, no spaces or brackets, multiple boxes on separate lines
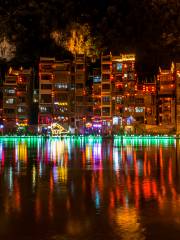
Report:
51,123,69,135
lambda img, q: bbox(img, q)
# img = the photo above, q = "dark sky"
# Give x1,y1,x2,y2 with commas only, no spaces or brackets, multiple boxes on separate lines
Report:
0,0,179,77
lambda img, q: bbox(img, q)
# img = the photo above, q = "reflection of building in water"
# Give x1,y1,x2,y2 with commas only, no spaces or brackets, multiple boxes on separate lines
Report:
0,139,179,227
113,207,145,240
15,141,27,162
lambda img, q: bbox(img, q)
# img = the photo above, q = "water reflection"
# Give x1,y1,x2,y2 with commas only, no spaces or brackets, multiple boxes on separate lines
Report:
0,138,179,239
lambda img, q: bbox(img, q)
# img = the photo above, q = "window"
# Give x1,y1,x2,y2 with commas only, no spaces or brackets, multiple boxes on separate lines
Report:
4,108,15,114
41,84,52,90
128,73,134,80
18,96,26,103
54,106,68,113
102,84,110,91
54,83,68,89
102,64,110,71
93,76,101,83
102,56,111,61
4,89,15,94
112,63,122,72
116,97,123,104
135,107,144,113
39,116,52,124
102,74,110,81
40,74,52,81
55,94,68,102
102,96,110,104
136,116,144,123
5,98,15,104
17,107,25,113
102,107,110,116
39,106,52,113
76,83,84,89
135,98,144,104
76,64,84,70
41,94,52,103
76,74,84,81
116,75,123,81
18,85,26,92
76,96,84,102
94,109,101,116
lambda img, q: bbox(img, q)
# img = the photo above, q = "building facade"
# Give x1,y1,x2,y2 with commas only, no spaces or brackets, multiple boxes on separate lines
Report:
3,68,32,134
175,63,180,134
93,53,137,134
157,65,175,127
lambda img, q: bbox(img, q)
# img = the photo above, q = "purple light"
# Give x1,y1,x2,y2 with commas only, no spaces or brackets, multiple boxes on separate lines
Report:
93,124,102,128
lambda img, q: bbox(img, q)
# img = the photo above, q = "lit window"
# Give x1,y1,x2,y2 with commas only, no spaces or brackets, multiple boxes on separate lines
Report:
17,107,24,113
5,89,15,94
5,98,15,104
54,83,68,89
135,107,144,113
102,96,110,103
40,106,52,113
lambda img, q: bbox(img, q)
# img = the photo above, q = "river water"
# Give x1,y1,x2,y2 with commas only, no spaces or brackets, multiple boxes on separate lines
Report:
0,137,180,240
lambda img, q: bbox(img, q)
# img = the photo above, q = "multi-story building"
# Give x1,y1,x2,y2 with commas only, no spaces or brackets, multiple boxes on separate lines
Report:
92,68,102,133
38,57,55,134
157,65,175,127
112,54,136,133
74,54,90,132
96,53,136,133
0,82,3,134
3,72,17,133
135,83,156,125
53,60,72,129
38,56,94,134
16,69,32,130
125,82,157,134
175,63,180,134
101,54,112,133
92,68,101,117
3,68,32,134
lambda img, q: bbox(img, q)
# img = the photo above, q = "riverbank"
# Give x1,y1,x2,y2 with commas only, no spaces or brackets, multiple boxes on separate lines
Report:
0,134,178,139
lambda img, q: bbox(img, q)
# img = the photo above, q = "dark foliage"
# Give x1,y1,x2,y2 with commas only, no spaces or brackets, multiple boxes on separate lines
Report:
0,0,179,77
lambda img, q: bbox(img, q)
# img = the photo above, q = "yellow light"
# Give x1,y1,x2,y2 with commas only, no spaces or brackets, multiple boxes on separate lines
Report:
55,102,68,106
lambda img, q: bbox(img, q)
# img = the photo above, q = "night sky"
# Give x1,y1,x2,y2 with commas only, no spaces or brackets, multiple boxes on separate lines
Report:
0,0,180,78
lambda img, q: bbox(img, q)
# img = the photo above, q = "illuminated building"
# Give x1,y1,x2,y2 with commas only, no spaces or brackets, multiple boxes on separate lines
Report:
112,54,136,133
157,64,175,127
3,68,32,134
16,69,32,132
101,54,112,133
135,83,156,125
92,68,102,133
53,60,72,129
38,57,55,134
38,56,93,134
99,53,136,133
38,58,73,134
175,63,180,134
0,91,3,134
74,54,93,133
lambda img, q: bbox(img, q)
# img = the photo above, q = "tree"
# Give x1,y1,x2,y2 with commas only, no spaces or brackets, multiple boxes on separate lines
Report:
51,22,99,57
